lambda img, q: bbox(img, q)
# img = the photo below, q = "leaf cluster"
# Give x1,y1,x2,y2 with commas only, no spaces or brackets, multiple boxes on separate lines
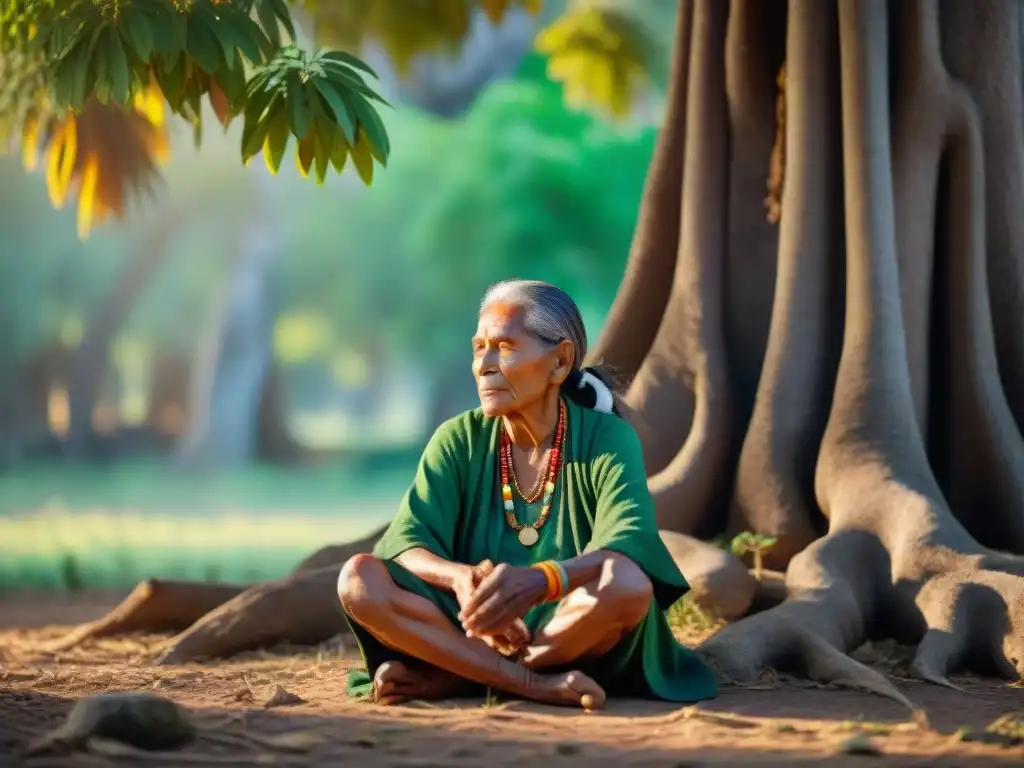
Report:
1,0,390,187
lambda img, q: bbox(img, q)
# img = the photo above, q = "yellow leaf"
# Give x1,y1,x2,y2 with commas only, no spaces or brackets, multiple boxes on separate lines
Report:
132,82,166,128
295,134,315,178
21,111,42,171
329,134,348,172
349,129,374,185
45,117,77,209
76,155,100,240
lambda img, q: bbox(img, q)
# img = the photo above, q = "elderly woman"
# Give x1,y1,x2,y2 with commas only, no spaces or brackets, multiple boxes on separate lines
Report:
338,280,717,709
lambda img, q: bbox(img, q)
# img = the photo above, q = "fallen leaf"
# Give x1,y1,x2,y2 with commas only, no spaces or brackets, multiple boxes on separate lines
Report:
264,685,305,708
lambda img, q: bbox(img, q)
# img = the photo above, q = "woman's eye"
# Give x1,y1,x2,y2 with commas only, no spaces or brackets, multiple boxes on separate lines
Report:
499,344,514,354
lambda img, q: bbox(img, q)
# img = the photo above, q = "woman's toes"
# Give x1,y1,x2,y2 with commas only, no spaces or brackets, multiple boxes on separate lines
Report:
565,671,606,710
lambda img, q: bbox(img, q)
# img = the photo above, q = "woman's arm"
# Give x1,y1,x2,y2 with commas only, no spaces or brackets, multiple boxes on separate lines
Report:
394,547,472,592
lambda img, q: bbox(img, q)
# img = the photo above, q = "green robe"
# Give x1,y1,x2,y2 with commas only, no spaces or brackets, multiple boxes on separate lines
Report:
344,400,718,703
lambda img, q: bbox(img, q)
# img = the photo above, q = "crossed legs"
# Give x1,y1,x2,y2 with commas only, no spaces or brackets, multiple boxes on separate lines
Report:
338,554,652,708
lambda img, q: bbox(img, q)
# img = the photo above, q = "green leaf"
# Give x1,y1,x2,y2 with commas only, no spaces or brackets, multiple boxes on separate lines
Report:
270,0,296,39
319,49,379,79
121,11,154,60
52,33,84,109
322,63,389,105
263,106,290,173
72,26,107,110
217,63,247,107
285,72,311,139
157,53,188,110
241,91,279,161
312,119,331,184
223,13,267,64
346,94,390,163
312,76,355,143
256,0,281,48
186,17,221,75
107,35,131,105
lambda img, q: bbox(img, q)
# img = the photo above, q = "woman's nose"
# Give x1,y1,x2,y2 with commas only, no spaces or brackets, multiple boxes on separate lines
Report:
476,348,499,375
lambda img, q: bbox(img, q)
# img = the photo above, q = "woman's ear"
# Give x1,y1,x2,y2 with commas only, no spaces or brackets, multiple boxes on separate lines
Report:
550,339,575,385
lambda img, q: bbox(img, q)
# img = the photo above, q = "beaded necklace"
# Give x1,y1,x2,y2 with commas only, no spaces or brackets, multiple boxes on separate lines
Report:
499,399,567,547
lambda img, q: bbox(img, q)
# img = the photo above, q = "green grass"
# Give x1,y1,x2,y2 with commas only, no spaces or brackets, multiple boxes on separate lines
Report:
0,461,414,591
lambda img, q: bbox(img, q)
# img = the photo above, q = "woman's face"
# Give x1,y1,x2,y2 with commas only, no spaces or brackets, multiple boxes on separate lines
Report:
472,302,572,418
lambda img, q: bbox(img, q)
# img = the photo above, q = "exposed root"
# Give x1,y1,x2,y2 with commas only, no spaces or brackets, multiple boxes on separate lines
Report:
659,530,755,619
156,565,344,665
698,603,914,710
911,570,1024,684
289,525,387,573
42,529,384,657
41,581,247,653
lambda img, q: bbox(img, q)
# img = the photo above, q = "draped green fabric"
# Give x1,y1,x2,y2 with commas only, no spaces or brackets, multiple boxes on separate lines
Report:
344,400,718,703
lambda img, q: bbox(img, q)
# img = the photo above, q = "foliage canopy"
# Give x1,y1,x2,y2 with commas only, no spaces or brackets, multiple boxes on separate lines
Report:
0,0,666,236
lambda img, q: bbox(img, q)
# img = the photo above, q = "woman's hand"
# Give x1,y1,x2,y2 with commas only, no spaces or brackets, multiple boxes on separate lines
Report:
458,563,549,637
452,560,531,656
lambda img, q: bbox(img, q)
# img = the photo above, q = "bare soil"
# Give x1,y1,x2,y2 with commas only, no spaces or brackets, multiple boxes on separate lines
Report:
1,591,1021,766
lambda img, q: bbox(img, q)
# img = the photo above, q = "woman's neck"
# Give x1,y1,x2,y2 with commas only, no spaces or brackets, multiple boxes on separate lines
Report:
502,388,561,454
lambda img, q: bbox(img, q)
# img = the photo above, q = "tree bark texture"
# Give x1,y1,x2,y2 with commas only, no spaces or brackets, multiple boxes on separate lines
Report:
54,0,1024,697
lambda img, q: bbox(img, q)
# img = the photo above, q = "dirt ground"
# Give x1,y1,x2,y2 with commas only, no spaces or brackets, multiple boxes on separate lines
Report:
1,591,1021,766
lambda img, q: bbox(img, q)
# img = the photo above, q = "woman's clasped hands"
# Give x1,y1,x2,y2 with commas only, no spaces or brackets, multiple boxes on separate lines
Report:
453,560,549,657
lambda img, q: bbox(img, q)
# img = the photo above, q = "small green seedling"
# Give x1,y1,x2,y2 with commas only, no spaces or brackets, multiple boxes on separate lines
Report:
730,532,778,579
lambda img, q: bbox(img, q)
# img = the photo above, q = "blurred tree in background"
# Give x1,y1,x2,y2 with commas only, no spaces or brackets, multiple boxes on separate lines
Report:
0,1,668,466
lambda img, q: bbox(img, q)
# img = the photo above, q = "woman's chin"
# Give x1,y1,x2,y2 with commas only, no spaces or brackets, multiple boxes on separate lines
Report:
478,392,512,417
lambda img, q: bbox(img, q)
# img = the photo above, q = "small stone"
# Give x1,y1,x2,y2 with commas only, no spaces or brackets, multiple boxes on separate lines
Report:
555,742,581,756
25,691,195,755
264,685,305,708
839,733,883,755
233,687,255,702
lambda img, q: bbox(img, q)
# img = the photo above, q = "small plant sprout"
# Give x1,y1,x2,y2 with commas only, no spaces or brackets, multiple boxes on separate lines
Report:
730,532,778,579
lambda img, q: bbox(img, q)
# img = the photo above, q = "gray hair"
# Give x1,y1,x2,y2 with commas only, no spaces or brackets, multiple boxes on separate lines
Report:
481,279,588,370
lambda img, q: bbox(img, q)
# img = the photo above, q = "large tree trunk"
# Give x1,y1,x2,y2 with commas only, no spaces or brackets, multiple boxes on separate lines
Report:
51,0,1024,693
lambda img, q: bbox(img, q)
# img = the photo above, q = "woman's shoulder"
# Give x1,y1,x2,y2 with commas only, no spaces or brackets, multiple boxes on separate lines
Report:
570,401,643,458
427,407,494,456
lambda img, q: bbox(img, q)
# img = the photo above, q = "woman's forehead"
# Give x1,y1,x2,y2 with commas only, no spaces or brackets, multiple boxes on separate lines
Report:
476,301,527,334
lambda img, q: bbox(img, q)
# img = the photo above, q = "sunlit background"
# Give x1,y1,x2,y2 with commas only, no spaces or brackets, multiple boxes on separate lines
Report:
0,4,670,593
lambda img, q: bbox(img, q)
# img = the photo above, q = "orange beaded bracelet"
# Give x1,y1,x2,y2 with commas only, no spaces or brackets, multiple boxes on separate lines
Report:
531,560,567,602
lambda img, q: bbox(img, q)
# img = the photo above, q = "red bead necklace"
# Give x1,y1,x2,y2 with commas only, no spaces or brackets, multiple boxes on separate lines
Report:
499,399,567,547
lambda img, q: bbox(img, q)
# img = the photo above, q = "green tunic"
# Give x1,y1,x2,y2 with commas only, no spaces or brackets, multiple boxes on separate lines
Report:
344,399,718,703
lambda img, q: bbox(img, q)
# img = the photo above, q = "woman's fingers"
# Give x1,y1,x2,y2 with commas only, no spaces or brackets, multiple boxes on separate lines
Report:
458,569,501,620
472,559,495,583
464,591,523,634
505,618,530,644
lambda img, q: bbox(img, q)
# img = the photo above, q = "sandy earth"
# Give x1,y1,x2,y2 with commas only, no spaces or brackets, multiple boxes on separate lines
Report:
1,591,1022,766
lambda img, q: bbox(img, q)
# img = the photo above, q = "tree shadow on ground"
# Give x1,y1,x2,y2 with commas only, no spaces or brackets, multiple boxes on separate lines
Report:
2,681,1021,767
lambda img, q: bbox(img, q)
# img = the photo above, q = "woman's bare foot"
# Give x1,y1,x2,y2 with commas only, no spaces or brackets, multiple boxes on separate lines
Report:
531,670,606,710
372,661,473,705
